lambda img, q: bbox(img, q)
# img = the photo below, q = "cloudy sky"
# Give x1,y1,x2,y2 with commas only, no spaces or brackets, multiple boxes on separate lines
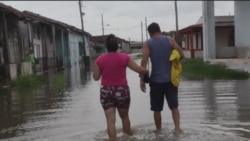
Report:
2,1,234,41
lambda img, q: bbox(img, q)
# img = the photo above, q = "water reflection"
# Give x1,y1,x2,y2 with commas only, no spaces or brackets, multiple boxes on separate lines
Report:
179,79,250,140
65,62,91,90
0,63,250,141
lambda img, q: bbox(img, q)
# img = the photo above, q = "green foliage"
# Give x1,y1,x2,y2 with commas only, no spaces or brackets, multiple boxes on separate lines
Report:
135,53,142,58
53,73,65,90
181,58,250,80
91,54,101,60
10,74,47,89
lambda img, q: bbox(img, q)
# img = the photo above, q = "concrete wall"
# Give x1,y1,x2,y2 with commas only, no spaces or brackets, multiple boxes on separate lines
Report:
9,64,17,80
236,47,250,58
210,59,250,73
216,47,236,58
121,42,130,53
198,33,202,49
129,48,142,54
194,50,203,58
183,50,203,59
235,1,250,49
183,50,191,58
69,33,81,67
214,47,250,59
216,28,229,48
21,62,33,75
235,1,250,58
202,1,216,61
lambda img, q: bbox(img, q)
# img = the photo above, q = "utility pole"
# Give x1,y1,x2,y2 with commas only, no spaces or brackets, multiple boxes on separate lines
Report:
141,21,143,44
101,13,106,53
175,0,180,45
145,17,148,40
78,0,89,67
202,1,215,62
145,17,149,68
101,14,104,36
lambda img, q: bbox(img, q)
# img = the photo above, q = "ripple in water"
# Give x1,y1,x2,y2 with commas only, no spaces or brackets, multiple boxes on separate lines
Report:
93,123,249,141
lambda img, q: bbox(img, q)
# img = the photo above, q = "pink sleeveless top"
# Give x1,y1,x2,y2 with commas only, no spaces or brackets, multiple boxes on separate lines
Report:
96,52,131,86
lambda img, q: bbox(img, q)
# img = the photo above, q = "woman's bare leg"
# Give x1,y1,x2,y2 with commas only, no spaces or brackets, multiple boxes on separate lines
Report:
118,108,131,135
104,108,117,141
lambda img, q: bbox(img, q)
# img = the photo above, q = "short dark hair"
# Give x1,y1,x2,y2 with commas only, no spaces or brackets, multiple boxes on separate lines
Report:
147,22,161,34
106,34,118,52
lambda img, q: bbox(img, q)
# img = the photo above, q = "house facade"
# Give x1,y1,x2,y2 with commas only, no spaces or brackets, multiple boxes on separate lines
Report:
90,35,130,57
202,1,250,73
0,3,91,82
179,16,234,59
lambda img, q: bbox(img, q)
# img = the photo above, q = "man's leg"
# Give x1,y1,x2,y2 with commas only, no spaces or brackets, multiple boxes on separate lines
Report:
150,82,164,130
165,82,182,134
154,111,162,130
118,108,131,135
171,108,181,133
104,107,117,141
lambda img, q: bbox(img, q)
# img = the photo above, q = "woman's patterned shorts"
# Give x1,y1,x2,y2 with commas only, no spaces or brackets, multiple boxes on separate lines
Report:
100,85,130,110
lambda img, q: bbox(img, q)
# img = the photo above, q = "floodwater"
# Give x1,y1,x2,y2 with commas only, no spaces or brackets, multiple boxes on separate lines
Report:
0,59,250,141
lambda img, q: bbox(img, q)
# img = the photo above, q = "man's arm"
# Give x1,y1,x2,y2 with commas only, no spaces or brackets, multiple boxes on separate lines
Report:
168,36,184,59
140,42,150,92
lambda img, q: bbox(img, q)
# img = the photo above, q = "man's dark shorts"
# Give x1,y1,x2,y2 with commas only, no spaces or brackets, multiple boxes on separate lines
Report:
100,85,130,110
149,81,178,111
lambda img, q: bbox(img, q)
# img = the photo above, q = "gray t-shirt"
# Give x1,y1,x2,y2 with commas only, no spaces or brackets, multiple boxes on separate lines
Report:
147,35,172,83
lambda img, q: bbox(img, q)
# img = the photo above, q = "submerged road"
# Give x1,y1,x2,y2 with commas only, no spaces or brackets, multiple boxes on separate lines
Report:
0,59,250,141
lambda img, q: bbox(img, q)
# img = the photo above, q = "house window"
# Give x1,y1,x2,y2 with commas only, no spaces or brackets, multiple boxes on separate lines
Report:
34,44,41,58
94,45,103,54
8,26,19,63
79,42,83,56
0,48,3,64
196,33,199,49
228,29,234,47
47,27,53,44
0,29,4,64
32,24,41,40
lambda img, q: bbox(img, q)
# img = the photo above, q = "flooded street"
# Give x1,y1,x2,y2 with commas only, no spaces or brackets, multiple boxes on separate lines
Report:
0,59,250,141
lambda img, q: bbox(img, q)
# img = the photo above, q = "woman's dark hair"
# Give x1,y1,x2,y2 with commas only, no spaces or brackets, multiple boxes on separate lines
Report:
147,22,161,34
106,34,118,52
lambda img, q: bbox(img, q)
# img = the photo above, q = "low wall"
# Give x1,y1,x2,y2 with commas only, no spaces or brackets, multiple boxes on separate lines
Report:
21,62,33,75
194,50,203,58
216,47,250,58
216,47,237,58
209,59,250,73
183,50,191,58
9,64,17,80
236,47,250,58
183,50,203,59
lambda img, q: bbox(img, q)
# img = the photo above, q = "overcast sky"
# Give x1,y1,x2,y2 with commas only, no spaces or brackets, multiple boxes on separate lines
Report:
2,1,234,41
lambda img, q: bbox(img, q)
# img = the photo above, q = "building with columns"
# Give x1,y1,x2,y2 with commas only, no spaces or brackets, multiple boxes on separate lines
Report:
203,1,250,72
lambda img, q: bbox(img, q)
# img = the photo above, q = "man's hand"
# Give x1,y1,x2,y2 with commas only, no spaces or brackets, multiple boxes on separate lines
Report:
140,80,146,92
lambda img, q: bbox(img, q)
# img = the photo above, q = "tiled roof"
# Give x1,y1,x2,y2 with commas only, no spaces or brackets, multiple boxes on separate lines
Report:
0,2,91,37
196,15,234,24
23,11,91,37
0,3,27,19
179,15,234,33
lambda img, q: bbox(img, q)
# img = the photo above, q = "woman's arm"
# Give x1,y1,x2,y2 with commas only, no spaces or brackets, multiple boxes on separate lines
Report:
128,59,148,74
93,63,101,81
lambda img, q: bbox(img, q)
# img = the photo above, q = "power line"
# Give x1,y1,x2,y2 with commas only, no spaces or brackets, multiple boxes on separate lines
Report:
84,1,140,21
160,2,173,24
